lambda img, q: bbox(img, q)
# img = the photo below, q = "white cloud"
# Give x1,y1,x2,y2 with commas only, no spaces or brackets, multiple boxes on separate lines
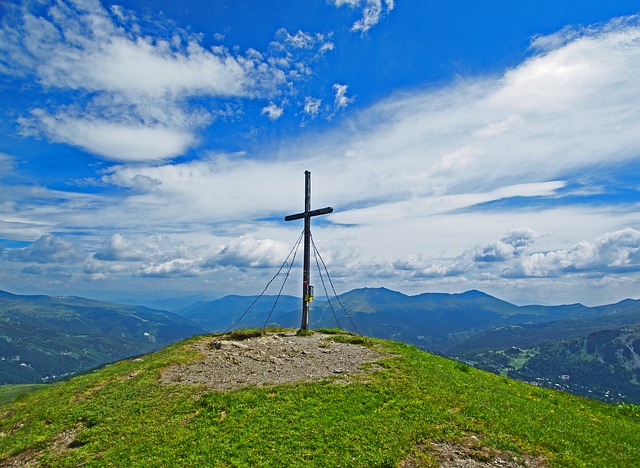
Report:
4,15,640,305
352,227,640,286
262,104,284,121
4,1,247,99
94,234,149,262
506,228,640,278
207,235,293,269
308,16,640,204
277,29,316,50
138,258,201,278
333,83,354,111
0,0,334,162
95,233,200,263
8,235,84,264
21,111,195,162
303,97,322,119
0,153,15,175
330,0,395,33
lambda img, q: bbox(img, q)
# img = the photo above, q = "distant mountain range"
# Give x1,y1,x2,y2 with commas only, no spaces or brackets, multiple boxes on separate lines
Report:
0,290,206,385
2,287,639,403
177,294,301,331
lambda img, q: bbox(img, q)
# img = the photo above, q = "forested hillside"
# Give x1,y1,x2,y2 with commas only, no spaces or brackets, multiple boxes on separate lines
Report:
0,290,206,384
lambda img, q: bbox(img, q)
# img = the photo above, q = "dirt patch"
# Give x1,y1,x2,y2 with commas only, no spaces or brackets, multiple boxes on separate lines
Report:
0,450,39,467
399,438,548,468
161,332,389,391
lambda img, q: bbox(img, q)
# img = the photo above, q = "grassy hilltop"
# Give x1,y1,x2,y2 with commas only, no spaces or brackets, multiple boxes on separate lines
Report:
0,330,638,467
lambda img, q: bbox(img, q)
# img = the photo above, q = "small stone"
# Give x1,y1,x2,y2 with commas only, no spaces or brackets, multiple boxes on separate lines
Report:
230,342,249,349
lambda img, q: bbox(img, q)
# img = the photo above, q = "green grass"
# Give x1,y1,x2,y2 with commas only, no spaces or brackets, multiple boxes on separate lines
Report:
228,328,265,341
0,332,638,466
0,384,47,405
314,327,344,335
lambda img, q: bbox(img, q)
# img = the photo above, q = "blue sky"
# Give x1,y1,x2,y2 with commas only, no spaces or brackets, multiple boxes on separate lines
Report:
2,0,640,306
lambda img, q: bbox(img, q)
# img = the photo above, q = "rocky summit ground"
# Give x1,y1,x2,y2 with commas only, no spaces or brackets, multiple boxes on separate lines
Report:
161,331,387,391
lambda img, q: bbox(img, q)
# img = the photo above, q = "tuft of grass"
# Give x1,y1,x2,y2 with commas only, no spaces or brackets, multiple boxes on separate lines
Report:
296,328,314,337
313,328,371,345
454,361,472,373
325,333,370,346
314,327,344,335
617,403,640,419
263,326,290,334
228,328,264,341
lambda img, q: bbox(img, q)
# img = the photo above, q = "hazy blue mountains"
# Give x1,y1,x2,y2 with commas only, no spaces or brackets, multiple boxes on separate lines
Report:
0,290,206,384
308,288,592,352
177,294,301,331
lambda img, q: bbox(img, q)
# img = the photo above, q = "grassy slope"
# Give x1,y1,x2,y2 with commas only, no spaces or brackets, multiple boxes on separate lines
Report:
0,384,47,405
0,333,638,467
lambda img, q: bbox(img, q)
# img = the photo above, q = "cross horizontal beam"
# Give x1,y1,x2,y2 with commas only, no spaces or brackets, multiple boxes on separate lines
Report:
284,206,333,221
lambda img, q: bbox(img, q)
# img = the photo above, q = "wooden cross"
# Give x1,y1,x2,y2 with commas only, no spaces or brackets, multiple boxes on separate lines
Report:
285,171,333,330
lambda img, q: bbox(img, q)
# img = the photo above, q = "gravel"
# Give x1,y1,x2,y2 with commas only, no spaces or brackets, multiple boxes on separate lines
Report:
161,332,388,391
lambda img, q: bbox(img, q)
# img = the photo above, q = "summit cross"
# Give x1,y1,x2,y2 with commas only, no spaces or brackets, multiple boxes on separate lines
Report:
284,171,333,331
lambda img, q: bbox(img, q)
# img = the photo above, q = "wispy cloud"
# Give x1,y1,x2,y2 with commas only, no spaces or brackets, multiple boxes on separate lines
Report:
332,83,354,112
330,0,395,33
0,0,334,162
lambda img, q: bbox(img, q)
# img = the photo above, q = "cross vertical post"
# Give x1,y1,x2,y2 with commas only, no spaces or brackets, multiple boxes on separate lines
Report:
302,170,312,330
284,171,333,330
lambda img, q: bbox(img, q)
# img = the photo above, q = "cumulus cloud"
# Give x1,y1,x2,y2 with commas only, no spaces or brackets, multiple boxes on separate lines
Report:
262,104,284,121
94,234,148,262
90,233,212,278
206,235,293,269
8,235,84,264
473,228,538,263
506,228,640,278
303,97,322,119
389,228,640,283
94,233,197,263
